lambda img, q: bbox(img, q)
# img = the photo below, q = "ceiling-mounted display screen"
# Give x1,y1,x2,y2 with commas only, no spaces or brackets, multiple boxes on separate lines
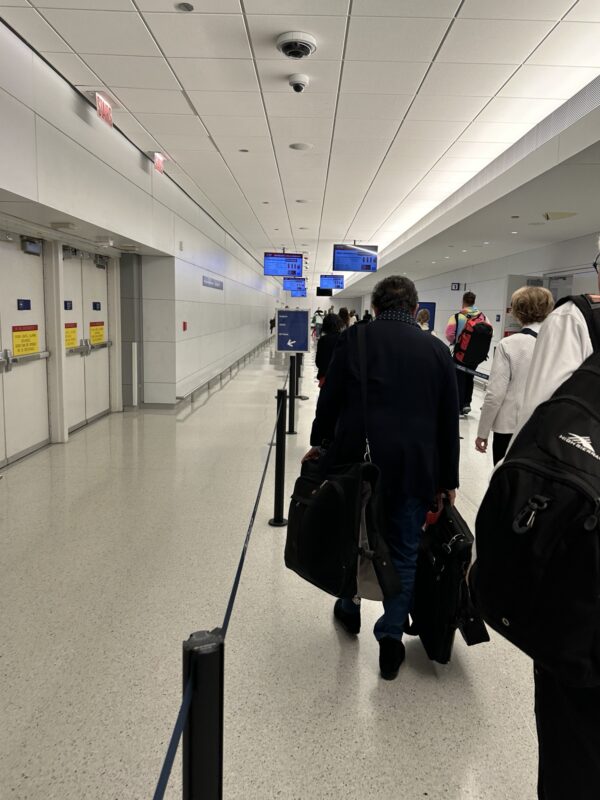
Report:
264,251,303,277
316,287,333,297
283,277,306,292
291,289,307,297
333,244,378,272
320,275,344,290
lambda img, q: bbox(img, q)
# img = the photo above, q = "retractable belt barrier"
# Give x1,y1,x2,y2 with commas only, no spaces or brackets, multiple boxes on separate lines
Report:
152,370,290,800
454,362,490,381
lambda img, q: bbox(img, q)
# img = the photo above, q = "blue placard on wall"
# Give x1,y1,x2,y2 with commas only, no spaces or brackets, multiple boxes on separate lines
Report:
17,298,31,310
64,300,73,311
276,309,309,353
418,301,436,331
92,301,101,311
202,276,224,290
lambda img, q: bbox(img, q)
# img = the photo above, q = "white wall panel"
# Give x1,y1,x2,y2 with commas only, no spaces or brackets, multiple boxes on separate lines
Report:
0,89,37,199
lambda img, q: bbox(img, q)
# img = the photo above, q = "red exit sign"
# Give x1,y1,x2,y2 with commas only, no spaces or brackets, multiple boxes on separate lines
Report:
96,93,113,127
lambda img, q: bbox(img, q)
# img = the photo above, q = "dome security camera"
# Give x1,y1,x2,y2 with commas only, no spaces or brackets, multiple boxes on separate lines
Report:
289,73,309,93
276,31,317,59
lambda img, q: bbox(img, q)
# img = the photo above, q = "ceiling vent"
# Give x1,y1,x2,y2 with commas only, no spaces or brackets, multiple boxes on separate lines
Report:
542,211,577,221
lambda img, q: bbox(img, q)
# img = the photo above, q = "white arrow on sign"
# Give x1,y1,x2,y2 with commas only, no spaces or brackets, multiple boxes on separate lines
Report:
287,339,296,348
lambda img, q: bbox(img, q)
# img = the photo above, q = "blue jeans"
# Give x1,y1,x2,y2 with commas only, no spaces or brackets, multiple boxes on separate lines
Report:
341,496,428,641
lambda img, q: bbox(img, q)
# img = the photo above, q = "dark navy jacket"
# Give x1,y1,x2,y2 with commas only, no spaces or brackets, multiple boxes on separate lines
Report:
310,319,460,502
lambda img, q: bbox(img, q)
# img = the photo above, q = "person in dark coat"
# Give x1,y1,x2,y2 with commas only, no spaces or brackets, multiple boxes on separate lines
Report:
315,313,342,387
303,275,460,680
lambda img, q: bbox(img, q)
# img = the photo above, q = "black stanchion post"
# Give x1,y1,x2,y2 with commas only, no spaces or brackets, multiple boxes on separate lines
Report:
269,388,288,527
295,351,309,401
287,356,297,435
182,629,224,800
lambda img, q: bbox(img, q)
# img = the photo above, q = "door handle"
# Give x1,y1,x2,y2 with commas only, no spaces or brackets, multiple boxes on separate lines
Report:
2,349,50,369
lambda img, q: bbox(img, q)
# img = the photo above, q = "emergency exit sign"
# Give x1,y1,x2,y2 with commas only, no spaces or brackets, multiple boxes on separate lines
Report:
96,93,113,127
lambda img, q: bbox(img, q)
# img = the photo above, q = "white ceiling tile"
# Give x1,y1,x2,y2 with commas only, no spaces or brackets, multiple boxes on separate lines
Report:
337,93,412,119
341,61,428,95
137,0,239,9
407,94,489,121
135,112,208,136
499,64,600,99
32,0,134,8
211,135,274,155
385,137,450,168
476,96,563,125
334,117,399,140
567,0,600,22
331,137,390,163
352,0,460,16
420,62,517,95
202,116,269,137
246,14,347,60
42,51,98,84
42,10,160,55
244,0,349,13
143,13,250,58
0,8,70,51
437,19,554,64
168,58,257,91
155,133,215,152
396,119,466,141
269,116,334,139
444,140,509,159
460,120,533,142
434,154,492,172
346,17,450,62
528,22,600,68
256,59,341,93
111,88,191,114
82,55,179,90
0,0,30,6
459,0,574,21
111,110,161,149
263,92,336,118
188,90,264,116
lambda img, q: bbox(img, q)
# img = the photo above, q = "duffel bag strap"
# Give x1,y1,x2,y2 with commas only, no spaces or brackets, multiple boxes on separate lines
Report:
356,324,371,462
556,294,600,352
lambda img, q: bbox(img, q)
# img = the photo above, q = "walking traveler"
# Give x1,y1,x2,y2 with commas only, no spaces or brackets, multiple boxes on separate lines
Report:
416,308,433,333
315,313,342,388
446,291,492,415
338,307,351,329
349,309,358,326
475,286,554,464
312,308,325,339
362,310,373,323
303,276,460,680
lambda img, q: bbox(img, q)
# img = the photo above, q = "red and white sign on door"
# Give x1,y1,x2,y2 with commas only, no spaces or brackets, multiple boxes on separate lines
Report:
96,93,113,127
154,152,165,174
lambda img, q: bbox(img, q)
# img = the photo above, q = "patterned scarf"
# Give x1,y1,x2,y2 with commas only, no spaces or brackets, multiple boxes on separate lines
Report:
374,308,419,327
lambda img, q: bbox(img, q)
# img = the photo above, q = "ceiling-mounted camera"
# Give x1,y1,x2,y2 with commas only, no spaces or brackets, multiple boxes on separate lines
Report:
289,73,309,93
276,31,317,59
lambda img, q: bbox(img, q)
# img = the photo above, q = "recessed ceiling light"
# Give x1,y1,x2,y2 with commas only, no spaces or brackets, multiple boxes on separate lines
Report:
431,261,436,264
238,148,249,153
295,199,307,204
511,231,518,234
299,226,308,230
461,249,467,253
175,1,194,10
289,143,313,151
444,256,450,259
511,215,520,219
274,228,279,231
483,241,490,245
262,201,269,205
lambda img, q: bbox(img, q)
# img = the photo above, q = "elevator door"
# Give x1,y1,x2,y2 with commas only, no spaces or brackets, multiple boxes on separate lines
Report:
63,251,110,431
0,238,50,464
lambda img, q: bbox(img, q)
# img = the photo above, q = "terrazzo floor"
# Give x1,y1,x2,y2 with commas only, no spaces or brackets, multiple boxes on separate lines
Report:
0,344,537,799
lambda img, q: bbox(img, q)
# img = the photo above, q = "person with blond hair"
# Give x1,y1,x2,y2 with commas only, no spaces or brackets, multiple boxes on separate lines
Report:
475,285,554,464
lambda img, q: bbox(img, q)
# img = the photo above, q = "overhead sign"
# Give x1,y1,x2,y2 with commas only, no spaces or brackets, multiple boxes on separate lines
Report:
451,282,461,291
12,324,39,356
96,93,113,127
64,322,78,349
276,309,309,353
154,152,165,174
202,276,224,290
89,321,105,344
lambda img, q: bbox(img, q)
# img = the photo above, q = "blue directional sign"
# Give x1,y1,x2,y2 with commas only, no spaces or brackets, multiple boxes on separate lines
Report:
276,309,310,353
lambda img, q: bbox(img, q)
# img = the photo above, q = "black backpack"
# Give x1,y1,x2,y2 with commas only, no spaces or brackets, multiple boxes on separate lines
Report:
453,311,493,367
470,294,600,687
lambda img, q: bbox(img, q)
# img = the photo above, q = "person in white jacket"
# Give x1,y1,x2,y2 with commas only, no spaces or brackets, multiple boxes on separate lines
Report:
475,286,554,464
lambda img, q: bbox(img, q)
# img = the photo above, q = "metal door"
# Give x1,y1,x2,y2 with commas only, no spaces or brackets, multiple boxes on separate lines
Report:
0,238,50,463
63,250,110,430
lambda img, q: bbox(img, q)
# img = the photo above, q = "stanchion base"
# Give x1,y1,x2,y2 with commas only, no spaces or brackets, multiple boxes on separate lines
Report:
286,431,297,435
297,395,309,401
269,518,288,527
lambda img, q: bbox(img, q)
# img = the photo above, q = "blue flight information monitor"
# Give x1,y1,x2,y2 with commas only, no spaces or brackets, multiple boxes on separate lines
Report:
320,275,344,290
333,244,378,272
283,277,306,292
264,251,303,277
291,289,307,297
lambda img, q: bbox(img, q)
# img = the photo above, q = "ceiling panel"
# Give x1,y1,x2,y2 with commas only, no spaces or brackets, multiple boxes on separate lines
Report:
396,119,467,142
155,133,216,152
42,51,98,85
135,112,208,136
269,116,333,140
434,154,492,172
112,88,191,114
168,58,258,92
0,8,70,51
567,0,600,22
42,10,160,55
82,54,179,90
407,94,490,122
246,14,347,60
419,62,517,96
263,91,336,118
352,0,460,17
334,116,399,140
32,0,134,8
499,64,600,99
111,110,162,150
211,135,274,155
346,16,450,62
137,0,239,10
385,137,451,169
477,96,563,125
459,0,574,21
188,90,264,116
202,115,269,137
444,140,510,159
437,19,554,64
336,93,412,120
340,60,428,95
459,120,533,142
528,22,600,68
256,59,340,93
143,13,251,58
244,0,349,16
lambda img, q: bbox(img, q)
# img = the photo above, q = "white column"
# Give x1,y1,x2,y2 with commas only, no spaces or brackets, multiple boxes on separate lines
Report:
107,256,122,412
43,240,68,443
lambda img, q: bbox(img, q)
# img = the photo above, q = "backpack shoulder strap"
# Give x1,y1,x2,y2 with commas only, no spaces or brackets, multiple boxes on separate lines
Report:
556,294,600,352
356,324,371,461
519,328,538,338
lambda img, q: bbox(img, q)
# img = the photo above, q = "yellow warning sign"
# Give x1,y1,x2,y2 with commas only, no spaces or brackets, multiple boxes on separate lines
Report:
12,324,39,356
64,322,78,349
89,321,105,345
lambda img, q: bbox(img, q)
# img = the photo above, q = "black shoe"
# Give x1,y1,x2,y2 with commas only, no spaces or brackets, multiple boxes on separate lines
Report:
333,599,361,635
462,405,471,415
379,637,406,680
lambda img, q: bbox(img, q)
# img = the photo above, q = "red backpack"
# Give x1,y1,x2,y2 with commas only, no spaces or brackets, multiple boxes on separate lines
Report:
453,311,493,366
